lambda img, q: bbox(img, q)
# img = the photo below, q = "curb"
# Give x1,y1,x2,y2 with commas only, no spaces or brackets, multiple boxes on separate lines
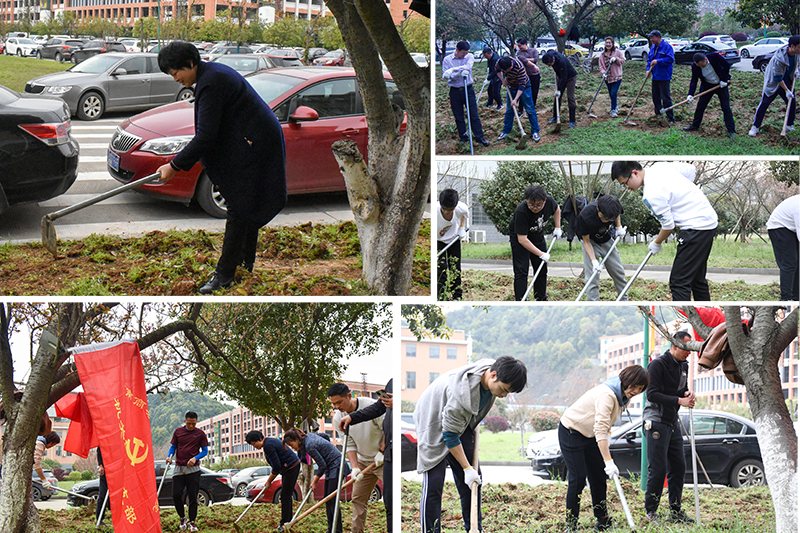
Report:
465,259,780,275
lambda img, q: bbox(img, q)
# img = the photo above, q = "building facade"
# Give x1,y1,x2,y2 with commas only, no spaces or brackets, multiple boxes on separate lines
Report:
401,327,470,403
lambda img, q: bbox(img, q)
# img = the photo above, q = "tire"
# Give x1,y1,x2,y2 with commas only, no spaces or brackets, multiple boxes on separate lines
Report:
195,173,228,218
32,486,42,501
759,61,767,73
17,49,22,57
641,52,647,61
236,483,248,497
77,91,105,121
177,87,194,101
729,458,765,488
367,485,382,505
625,51,631,60
55,51,61,62
71,55,77,64
36,50,42,59
197,489,212,506
272,487,300,504
740,48,749,58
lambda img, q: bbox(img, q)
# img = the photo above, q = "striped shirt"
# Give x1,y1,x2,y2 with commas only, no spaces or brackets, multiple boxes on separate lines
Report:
498,57,529,91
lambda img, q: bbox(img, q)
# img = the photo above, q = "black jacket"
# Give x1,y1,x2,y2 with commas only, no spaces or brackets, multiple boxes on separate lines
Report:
261,437,300,475
486,52,500,82
688,53,731,95
349,379,392,462
643,349,689,425
548,51,577,92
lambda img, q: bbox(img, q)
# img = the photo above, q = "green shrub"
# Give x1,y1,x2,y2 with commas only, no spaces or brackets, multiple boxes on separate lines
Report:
765,31,782,38
67,471,82,481
80,470,93,480
530,411,561,432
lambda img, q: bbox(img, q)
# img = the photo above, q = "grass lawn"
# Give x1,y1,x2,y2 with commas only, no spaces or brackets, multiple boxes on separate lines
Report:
0,55,71,92
436,60,799,155
475,429,537,462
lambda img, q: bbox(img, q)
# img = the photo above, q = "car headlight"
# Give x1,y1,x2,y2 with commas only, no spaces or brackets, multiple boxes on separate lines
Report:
139,135,194,155
46,86,73,95
537,445,561,456
71,482,86,491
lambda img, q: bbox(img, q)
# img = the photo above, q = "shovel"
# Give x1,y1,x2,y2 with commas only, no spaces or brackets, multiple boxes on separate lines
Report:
331,427,350,533
521,236,557,301
622,68,651,126
781,76,797,137
615,250,654,301
156,457,171,501
552,91,562,133
507,87,528,150
586,74,606,118
476,76,490,103
575,235,622,301
233,479,273,533
678,416,714,487
689,409,701,524
41,171,162,256
461,72,474,156
96,489,109,529
469,426,480,533
50,485,94,501
611,473,636,529
660,84,721,127
437,237,459,258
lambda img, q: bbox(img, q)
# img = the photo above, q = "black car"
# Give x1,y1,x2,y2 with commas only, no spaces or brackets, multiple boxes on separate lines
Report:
37,38,84,62
530,410,764,488
753,51,776,73
401,417,417,472
66,462,234,507
71,40,127,64
674,42,740,65
0,84,79,214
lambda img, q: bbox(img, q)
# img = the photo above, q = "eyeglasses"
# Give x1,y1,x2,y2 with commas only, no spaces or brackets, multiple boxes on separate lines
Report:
619,175,632,189
526,200,545,210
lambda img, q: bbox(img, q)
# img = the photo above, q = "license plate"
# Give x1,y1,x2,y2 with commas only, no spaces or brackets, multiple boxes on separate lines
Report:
107,149,120,172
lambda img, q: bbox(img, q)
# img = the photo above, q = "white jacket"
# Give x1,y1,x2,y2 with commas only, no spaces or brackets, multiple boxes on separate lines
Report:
643,162,717,231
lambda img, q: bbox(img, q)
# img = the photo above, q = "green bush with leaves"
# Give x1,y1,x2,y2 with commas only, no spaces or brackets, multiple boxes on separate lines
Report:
530,411,561,432
80,470,93,481
67,471,82,481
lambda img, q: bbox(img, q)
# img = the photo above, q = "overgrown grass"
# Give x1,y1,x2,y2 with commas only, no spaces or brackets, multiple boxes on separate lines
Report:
0,55,71,92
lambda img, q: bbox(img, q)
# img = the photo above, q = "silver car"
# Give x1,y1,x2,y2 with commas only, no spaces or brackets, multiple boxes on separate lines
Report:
24,52,193,121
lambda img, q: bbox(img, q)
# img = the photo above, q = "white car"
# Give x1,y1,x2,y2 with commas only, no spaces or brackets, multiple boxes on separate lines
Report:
536,42,557,56
666,38,690,50
738,37,788,59
411,52,429,67
697,35,736,47
623,38,651,61
120,38,144,53
5,37,39,57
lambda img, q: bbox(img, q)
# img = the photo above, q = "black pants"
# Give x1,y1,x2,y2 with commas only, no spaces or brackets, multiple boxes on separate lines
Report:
96,474,108,523
421,429,481,533
511,236,547,301
652,80,674,121
753,87,796,128
384,457,393,532
279,462,301,525
769,227,800,301
324,472,344,533
437,238,462,300
449,85,484,141
530,74,541,108
558,423,608,527
690,85,735,133
173,470,201,522
487,78,502,107
216,212,261,278
644,419,685,514
670,228,716,302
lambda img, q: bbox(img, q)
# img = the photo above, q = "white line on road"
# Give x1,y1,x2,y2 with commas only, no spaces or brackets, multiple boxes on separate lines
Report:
80,156,110,163
75,172,115,181
75,143,109,149
71,125,119,131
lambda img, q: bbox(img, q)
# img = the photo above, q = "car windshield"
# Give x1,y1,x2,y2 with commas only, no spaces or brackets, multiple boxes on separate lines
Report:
246,72,305,104
322,51,342,58
217,56,259,71
67,40,84,47
0,85,18,105
70,54,122,73
17,38,35,45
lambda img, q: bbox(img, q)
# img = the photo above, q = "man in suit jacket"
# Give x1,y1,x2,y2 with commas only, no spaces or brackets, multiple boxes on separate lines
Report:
683,52,736,138
156,41,287,294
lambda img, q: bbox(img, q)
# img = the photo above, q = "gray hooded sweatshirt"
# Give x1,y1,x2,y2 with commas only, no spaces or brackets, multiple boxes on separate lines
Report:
413,358,496,473
763,45,797,97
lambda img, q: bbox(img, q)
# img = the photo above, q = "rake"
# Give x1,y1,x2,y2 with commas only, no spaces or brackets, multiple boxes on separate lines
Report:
622,69,651,126
575,235,622,301
521,236,557,301
781,76,797,137
615,250,654,301
586,74,606,118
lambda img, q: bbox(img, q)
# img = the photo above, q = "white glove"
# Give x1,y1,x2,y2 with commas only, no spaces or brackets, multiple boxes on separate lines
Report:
458,226,468,239
554,90,562,98
461,70,469,78
351,468,364,482
604,459,619,478
720,81,728,88
374,452,384,467
443,68,454,79
686,94,694,102
591,259,601,272
539,252,551,262
552,228,563,239
463,466,482,487
616,226,626,240
648,241,662,255
42,480,53,490
787,90,795,100
609,57,617,64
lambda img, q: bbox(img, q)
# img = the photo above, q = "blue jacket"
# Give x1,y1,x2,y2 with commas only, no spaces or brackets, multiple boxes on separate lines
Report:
646,40,674,80
301,432,351,479
261,437,299,476
689,53,730,95
171,61,287,226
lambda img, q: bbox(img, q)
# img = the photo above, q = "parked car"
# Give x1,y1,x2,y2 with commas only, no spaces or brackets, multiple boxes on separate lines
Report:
25,52,194,121
120,38,144,53
562,43,587,59
4,37,39,57
666,38,691,50
0,41,4,54
529,410,765,488
211,54,275,74
313,49,348,67
67,462,234,507
306,47,329,62
37,38,84,62
231,465,272,497
0,83,79,214
266,48,304,67
753,50,777,73
71,40,127,64
536,42,557,56
739,37,788,59
410,52,429,67
674,41,740,65
697,35,736,47
623,38,651,61
31,470,58,501
401,419,418,472
246,461,382,504
105,67,405,217
204,44,256,62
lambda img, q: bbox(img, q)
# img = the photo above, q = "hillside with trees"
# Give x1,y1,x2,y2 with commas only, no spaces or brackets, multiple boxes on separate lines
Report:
148,390,233,449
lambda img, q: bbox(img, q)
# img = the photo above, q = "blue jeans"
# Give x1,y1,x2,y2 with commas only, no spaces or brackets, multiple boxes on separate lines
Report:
606,79,621,110
502,83,539,135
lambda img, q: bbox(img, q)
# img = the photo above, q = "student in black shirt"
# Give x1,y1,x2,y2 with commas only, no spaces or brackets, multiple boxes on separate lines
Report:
508,185,561,300
574,195,628,301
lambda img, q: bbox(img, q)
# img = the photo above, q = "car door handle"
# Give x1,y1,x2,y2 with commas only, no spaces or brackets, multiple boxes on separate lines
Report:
342,128,360,136
722,439,740,445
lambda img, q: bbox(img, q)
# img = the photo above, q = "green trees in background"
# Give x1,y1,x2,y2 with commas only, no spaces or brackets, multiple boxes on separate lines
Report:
147,390,233,448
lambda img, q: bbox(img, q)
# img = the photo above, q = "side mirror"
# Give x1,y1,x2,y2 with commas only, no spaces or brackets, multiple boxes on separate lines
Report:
112,68,128,76
625,431,637,441
290,105,319,122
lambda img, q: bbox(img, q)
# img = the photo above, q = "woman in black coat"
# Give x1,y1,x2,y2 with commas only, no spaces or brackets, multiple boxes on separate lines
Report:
156,41,287,294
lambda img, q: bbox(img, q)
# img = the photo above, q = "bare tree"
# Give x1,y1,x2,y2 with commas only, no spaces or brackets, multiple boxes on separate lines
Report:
454,0,542,56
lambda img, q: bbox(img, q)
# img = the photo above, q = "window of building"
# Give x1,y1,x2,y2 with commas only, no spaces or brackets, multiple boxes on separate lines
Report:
447,346,457,359
406,371,416,389
406,344,416,358
430,346,439,359
470,193,491,225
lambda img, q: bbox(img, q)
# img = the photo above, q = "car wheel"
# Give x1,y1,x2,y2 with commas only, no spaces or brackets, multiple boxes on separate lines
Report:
729,458,765,488
177,88,194,101
625,51,631,60
195,173,228,218
759,62,767,74
17,49,22,57
71,55,77,64
32,486,42,501
641,52,647,61
740,48,749,58
196,489,212,506
55,51,62,62
272,487,282,504
36,50,42,59
236,483,248,497
367,485,382,504
77,91,105,121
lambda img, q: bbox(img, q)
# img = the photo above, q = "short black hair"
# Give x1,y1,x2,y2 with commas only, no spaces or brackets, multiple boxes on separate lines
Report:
597,194,622,219
491,356,527,393
692,53,707,63
483,46,492,55
610,161,642,182
542,51,555,65
516,38,528,45
439,188,459,208
789,35,800,47
327,383,350,397
157,41,200,74
45,431,60,445
524,184,547,202
619,364,649,391
456,41,470,51
245,430,264,444
497,56,512,70
673,331,692,344
185,411,198,420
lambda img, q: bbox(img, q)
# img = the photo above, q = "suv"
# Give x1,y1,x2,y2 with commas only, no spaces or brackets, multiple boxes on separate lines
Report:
697,35,736,47
70,40,127,64
31,470,58,501
37,37,84,62
231,465,271,497
624,38,651,61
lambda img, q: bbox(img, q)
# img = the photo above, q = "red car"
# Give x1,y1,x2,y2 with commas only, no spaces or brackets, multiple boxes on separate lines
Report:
106,67,405,217
313,49,347,67
245,468,383,504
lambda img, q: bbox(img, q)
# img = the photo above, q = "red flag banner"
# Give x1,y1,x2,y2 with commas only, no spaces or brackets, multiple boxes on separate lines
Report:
72,341,161,533
54,392,97,458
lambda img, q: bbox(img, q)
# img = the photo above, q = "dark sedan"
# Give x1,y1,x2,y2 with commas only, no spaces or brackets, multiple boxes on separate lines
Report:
246,462,383,504
530,410,765,487
753,51,776,73
71,40,127,64
674,41,740,65
265,49,304,67
0,84,79,214
401,419,418,472
37,38,84,62
67,462,234,507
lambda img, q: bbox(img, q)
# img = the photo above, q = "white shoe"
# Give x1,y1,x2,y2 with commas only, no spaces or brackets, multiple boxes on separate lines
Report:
748,126,759,137
609,109,618,118
786,125,795,132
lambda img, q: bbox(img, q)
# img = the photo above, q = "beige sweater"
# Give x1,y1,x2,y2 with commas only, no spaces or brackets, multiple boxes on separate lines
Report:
560,384,623,442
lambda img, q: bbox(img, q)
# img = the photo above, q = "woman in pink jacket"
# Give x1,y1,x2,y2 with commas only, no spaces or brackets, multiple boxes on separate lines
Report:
598,37,626,117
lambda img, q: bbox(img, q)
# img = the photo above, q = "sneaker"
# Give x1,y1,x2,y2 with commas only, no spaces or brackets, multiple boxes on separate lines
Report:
594,516,613,532
748,125,759,136
497,132,508,141
645,512,660,524
729,132,736,139
609,109,618,118
532,132,541,142
496,105,504,111
179,517,188,530
188,522,199,532
568,122,577,128
787,125,795,132
670,509,695,524
276,527,285,532
683,125,699,131
548,117,557,124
